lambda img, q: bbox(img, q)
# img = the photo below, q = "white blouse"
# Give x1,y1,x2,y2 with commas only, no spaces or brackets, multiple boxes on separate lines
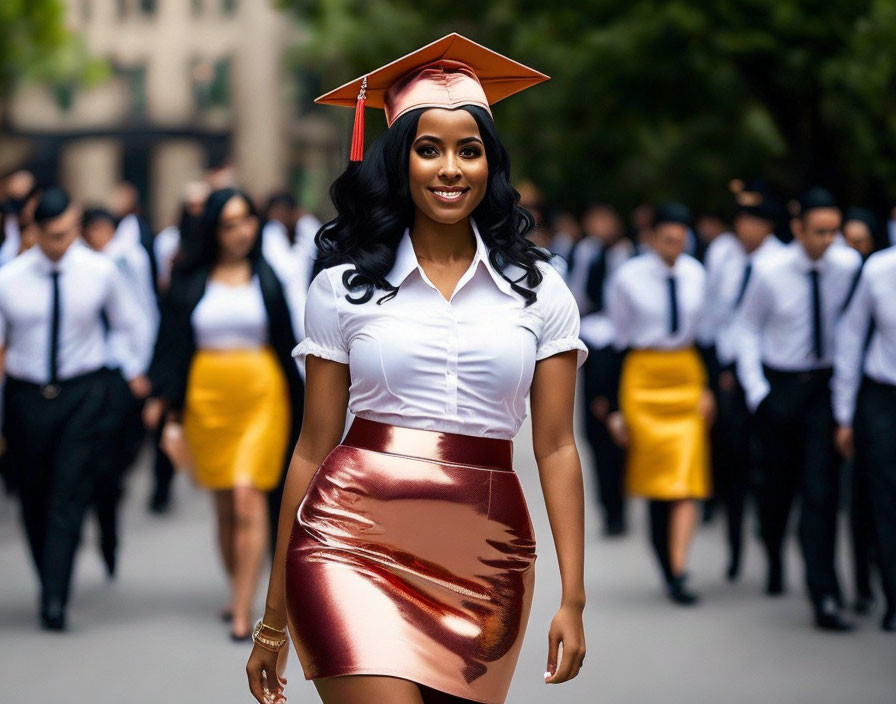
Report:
294,223,587,440
191,276,268,350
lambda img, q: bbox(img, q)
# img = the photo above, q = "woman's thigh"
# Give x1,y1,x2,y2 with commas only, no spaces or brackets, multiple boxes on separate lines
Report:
314,675,424,704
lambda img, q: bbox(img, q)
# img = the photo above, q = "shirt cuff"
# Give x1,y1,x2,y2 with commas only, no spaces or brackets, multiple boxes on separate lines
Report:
536,338,589,368
292,339,349,365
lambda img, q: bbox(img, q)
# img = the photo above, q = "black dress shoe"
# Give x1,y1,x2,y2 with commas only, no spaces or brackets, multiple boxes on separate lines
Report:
40,603,66,632
101,542,117,579
813,597,854,632
148,486,171,514
667,575,700,606
765,562,784,596
603,518,627,538
853,594,875,616
882,610,895,632
726,555,741,582
230,630,252,643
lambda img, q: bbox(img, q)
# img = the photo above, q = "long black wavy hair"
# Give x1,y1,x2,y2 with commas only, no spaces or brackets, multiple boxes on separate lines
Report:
176,187,262,274
316,105,550,305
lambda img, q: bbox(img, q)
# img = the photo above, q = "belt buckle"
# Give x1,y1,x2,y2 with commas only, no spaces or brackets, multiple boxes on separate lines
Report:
40,384,60,400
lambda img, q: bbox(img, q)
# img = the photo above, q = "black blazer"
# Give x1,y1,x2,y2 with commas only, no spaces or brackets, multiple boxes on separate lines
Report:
149,256,304,444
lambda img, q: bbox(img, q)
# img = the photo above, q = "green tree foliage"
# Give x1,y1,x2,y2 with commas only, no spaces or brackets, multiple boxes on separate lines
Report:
280,0,896,213
0,0,106,109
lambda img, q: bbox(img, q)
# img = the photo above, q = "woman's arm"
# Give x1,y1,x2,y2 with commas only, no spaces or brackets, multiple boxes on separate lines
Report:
247,355,349,703
529,349,586,685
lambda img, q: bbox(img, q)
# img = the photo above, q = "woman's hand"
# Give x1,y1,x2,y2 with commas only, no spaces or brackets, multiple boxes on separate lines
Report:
247,640,289,704
545,603,586,684
142,397,165,430
698,388,716,427
606,411,629,448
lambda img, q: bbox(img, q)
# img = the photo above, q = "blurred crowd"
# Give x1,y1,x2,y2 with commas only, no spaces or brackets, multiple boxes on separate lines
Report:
1,168,894,637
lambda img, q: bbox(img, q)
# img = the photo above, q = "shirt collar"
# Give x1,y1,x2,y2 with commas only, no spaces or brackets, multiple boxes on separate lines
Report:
33,240,80,274
792,240,827,272
644,247,681,274
386,220,518,298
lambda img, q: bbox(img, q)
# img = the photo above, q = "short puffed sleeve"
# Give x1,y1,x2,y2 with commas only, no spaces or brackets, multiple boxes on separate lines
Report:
533,265,588,367
292,269,349,364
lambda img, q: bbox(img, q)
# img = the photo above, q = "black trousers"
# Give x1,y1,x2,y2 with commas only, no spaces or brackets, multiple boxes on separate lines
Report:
4,371,110,610
854,378,896,613
581,344,626,529
712,369,754,571
92,370,143,560
756,367,842,604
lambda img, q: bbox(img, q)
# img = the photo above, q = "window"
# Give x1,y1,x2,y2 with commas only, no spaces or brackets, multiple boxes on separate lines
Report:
138,0,156,14
192,0,203,15
80,0,92,22
122,65,147,117
192,58,231,111
221,0,238,14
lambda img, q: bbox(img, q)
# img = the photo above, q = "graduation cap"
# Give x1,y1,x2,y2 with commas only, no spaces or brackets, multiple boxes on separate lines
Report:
798,187,839,216
653,202,693,228
315,33,549,161
730,178,783,222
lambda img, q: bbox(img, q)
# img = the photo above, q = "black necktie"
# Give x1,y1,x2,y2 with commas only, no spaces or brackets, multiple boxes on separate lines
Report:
49,270,60,384
585,245,609,312
667,275,679,335
809,268,823,359
733,262,753,308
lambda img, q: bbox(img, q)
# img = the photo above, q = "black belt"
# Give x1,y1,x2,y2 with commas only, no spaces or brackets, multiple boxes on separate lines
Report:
6,368,107,400
763,365,832,384
863,375,896,394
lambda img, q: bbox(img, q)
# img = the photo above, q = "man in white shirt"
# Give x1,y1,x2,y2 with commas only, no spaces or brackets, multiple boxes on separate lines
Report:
832,246,896,632
698,182,784,581
570,204,634,536
0,188,151,630
736,187,861,631
82,207,155,576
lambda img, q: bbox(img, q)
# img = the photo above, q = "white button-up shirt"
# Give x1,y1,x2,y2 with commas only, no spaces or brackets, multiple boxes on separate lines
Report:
736,241,862,411
294,223,586,440
0,241,152,383
698,232,785,366
832,247,896,424
607,249,707,351
571,238,635,350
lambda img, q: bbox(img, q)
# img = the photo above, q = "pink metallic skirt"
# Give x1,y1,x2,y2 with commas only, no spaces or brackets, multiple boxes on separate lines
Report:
285,417,537,704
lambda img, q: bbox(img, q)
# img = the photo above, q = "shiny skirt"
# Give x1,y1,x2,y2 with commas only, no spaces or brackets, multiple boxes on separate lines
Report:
285,418,537,704
619,348,710,500
182,347,289,491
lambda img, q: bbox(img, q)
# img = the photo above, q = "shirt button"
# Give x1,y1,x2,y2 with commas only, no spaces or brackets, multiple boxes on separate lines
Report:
447,369,455,376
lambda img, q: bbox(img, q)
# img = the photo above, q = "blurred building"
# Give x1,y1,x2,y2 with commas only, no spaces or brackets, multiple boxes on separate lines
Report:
0,0,341,226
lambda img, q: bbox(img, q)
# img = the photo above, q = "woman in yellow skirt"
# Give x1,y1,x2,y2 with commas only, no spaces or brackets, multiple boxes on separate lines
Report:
146,188,305,640
606,203,714,605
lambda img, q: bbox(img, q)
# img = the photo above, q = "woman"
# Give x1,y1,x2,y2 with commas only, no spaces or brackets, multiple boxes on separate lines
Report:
246,34,587,704
146,188,304,640
606,203,713,605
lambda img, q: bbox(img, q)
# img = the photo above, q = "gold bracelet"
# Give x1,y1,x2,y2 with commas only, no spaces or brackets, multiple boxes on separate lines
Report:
252,620,287,651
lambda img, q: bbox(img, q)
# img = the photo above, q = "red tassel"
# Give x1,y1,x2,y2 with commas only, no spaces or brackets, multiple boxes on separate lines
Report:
350,77,367,162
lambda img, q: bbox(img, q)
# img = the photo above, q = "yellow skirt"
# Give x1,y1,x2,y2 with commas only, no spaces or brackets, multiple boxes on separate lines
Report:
619,348,710,500
183,347,289,491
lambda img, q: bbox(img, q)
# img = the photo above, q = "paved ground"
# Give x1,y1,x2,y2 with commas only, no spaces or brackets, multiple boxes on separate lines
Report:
1,416,894,704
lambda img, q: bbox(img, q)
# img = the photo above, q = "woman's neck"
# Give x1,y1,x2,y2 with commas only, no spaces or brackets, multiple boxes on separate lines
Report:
410,214,476,264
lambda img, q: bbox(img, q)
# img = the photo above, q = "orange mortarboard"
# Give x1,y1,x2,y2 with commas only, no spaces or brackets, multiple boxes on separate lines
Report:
315,33,549,161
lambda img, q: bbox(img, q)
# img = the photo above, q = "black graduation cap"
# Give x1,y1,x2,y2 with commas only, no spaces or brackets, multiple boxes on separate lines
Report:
731,178,783,222
798,187,838,215
34,187,69,225
653,202,692,228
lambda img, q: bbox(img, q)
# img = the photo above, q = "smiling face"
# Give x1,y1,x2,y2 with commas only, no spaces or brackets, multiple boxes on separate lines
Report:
408,108,488,227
